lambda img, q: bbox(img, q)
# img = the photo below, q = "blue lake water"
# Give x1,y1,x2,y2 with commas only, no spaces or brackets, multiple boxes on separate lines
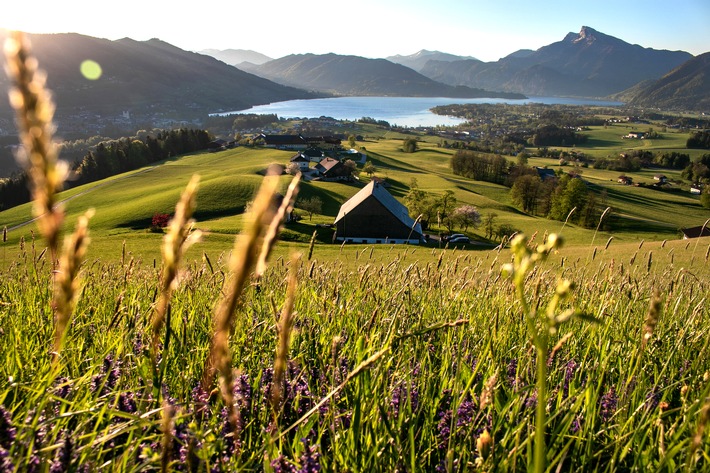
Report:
220,96,624,128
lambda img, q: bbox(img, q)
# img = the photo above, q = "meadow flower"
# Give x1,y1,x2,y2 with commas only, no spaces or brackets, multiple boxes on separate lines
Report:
49,431,73,473
599,386,618,423
0,447,14,472
299,437,321,473
0,406,15,448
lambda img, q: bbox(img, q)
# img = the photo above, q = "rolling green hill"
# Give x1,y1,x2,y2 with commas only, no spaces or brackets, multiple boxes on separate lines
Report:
1,132,708,265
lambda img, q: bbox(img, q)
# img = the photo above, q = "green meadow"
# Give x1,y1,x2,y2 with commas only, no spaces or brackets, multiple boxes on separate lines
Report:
1,121,710,472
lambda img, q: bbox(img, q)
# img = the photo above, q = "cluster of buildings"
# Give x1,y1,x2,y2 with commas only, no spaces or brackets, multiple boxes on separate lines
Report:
258,134,366,182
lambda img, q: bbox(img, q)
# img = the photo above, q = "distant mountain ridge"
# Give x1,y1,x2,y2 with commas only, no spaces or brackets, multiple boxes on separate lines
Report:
244,53,524,99
614,52,710,111
199,48,272,66
386,50,478,72
419,26,694,98
0,32,318,119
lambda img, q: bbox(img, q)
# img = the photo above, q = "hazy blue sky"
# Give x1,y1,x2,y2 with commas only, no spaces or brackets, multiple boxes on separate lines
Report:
3,0,709,61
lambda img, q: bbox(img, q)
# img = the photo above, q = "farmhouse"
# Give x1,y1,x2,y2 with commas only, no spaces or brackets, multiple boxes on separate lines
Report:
535,167,557,181
334,180,423,244
315,157,351,181
680,225,710,239
258,134,307,150
653,174,668,183
618,175,633,185
690,186,702,195
302,147,325,162
623,131,647,139
289,152,310,172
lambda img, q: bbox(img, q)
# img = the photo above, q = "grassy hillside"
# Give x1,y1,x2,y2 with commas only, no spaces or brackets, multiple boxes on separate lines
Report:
1,132,708,266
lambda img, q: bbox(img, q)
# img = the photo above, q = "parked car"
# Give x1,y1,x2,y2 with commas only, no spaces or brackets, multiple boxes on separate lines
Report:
447,236,470,244
442,233,465,242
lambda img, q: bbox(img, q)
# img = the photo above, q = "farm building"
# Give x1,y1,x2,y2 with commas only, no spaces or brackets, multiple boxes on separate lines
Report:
334,180,423,244
315,157,351,181
289,152,310,171
680,225,710,239
257,134,307,150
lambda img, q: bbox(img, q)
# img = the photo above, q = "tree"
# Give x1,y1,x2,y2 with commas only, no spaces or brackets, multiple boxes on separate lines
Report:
348,134,357,148
362,161,376,178
483,213,498,239
452,205,481,232
548,176,588,223
510,174,542,213
297,196,323,221
404,180,436,228
343,159,358,178
286,162,301,176
437,190,457,232
402,138,418,153
701,189,710,209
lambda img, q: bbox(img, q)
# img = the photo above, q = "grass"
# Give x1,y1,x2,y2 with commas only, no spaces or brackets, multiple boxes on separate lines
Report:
3,35,710,471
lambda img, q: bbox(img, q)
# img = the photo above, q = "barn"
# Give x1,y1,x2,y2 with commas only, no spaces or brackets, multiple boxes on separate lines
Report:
334,180,423,244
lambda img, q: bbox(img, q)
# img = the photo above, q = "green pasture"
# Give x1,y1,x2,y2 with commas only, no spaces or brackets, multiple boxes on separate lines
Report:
1,135,709,266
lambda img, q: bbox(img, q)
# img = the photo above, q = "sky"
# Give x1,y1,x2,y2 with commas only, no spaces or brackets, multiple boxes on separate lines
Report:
2,0,709,62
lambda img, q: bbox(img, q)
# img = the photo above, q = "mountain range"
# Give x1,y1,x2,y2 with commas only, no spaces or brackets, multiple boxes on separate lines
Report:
385,50,478,72
0,32,318,120
237,53,524,99
0,25,708,129
417,26,694,98
614,52,710,110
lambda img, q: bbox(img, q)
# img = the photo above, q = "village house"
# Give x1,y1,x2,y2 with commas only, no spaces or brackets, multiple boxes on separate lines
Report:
623,131,647,139
535,167,557,181
690,185,702,195
302,147,325,162
680,225,710,239
315,157,351,181
618,175,633,185
289,152,310,172
334,180,423,244
257,134,307,150
653,174,668,184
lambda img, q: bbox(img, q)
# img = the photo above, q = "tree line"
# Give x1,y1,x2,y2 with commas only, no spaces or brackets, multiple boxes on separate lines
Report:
0,128,211,211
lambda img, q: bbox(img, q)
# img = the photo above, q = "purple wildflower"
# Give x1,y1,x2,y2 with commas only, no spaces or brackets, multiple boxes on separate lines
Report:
91,354,120,395
117,392,138,414
525,390,538,410
570,415,583,434
49,431,73,473
0,406,16,448
0,446,14,472
53,377,73,400
390,382,420,418
298,437,321,473
271,454,297,473
506,359,518,387
599,386,618,423
563,360,577,397
455,395,476,428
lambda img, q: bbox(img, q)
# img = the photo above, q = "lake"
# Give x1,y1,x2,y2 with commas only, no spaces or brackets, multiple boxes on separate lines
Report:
218,96,624,128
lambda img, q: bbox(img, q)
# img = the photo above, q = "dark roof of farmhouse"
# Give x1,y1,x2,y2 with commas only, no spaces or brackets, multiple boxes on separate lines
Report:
259,134,306,145
316,157,342,172
681,225,710,239
335,180,422,234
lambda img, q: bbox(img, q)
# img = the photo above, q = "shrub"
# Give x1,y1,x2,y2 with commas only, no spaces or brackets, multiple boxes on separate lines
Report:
150,213,170,232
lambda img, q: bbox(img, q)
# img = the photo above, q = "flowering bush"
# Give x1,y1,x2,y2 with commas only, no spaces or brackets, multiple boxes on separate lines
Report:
150,213,171,232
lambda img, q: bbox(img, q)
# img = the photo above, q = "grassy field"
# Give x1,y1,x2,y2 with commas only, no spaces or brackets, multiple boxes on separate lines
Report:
1,132,710,470
1,130,709,266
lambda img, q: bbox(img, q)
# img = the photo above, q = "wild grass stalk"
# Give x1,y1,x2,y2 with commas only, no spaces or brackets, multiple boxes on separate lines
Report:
270,253,301,419
4,31,65,262
51,210,93,365
150,175,201,377
202,169,299,442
